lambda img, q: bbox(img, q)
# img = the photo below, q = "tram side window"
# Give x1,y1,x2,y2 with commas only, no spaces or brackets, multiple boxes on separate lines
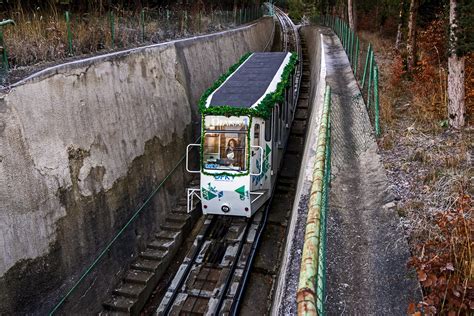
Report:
287,87,291,113
264,117,272,142
287,87,291,123
274,106,279,141
253,124,260,146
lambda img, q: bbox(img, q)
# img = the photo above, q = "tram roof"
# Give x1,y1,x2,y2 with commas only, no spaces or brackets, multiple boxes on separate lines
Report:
206,52,292,109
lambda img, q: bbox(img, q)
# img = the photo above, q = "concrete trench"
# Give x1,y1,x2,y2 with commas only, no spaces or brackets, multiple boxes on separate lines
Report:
0,16,420,315
0,17,274,314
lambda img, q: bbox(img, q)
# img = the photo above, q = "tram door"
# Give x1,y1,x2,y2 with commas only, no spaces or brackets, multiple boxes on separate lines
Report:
251,122,261,191
272,105,280,173
251,119,271,192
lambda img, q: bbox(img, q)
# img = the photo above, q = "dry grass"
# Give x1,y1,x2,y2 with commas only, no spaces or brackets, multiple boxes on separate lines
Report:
380,118,473,313
2,7,240,69
361,19,474,314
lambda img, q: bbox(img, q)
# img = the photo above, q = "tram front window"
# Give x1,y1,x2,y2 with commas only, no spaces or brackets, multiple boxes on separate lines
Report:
203,131,247,171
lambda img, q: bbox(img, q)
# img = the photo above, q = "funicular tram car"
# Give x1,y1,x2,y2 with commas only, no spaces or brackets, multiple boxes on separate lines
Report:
186,52,298,217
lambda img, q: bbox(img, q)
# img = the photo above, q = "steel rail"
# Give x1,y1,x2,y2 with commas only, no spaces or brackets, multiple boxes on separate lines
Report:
214,209,265,313
273,6,302,122
160,215,217,315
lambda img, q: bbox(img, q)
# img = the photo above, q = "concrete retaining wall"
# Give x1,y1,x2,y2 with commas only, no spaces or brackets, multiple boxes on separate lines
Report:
272,26,326,315
0,17,274,314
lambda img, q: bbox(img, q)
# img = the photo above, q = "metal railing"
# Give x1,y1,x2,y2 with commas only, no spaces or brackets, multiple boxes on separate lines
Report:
320,15,381,137
297,85,332,316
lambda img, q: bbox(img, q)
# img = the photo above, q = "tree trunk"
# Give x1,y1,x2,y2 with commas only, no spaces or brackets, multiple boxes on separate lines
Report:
395,0,404,50
348,0,356,31
406,0,418,72
448,0,466,128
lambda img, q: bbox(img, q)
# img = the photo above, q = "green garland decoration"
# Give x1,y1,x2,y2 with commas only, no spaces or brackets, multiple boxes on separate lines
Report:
198,51,299,177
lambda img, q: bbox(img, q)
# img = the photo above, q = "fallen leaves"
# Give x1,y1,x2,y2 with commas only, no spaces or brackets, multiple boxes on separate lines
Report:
408,192,473,315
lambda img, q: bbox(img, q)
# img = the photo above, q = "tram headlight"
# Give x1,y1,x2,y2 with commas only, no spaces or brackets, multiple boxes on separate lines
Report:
221,204,231,213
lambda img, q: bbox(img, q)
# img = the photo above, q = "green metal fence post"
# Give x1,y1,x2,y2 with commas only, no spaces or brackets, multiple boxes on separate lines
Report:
344,23,347,51
140,9,145,42
65,11,73,56
339,19,344,42
354,36,360,78
345,23,349,50
341,21,344,46
0,20,15,76
198,10,201,32
343,22,346,49
336,18,339,36
343,22,347,50
340,20,343,45
361,44,371,89
349,29,354,63
374,64,380,136
346,24,350,52
367,51,374,110
183,10,187,33
344,23,348,50
109,11,115,49
0,28,6,73
338,18,344,38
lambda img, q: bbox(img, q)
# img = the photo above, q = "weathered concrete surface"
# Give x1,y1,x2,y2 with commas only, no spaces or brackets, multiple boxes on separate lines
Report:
323,28,420,314
272,26,326,315
0,17,274,314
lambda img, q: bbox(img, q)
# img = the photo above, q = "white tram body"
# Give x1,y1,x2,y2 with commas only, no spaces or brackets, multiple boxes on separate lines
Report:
187,52,298,217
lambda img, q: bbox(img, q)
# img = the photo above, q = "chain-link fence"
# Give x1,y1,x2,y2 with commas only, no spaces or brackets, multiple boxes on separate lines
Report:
319,15,381,137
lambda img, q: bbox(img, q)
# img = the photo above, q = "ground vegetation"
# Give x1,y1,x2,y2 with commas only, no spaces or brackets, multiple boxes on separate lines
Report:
0,0,264,83
326,0,473,314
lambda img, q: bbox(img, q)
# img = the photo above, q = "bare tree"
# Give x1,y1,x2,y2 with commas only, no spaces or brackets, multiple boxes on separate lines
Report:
406,0,418,72
348,0,356,31
395,0,404,50
448,0,466,128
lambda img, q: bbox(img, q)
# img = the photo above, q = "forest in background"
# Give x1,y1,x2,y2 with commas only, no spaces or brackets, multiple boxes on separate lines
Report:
1,0,472,314
285,0,472,314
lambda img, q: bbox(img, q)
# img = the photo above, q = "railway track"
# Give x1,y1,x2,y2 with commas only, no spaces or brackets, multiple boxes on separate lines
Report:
155,8,302,315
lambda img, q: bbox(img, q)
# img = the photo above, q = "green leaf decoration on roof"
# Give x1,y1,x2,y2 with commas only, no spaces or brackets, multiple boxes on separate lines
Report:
198,52,299,119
